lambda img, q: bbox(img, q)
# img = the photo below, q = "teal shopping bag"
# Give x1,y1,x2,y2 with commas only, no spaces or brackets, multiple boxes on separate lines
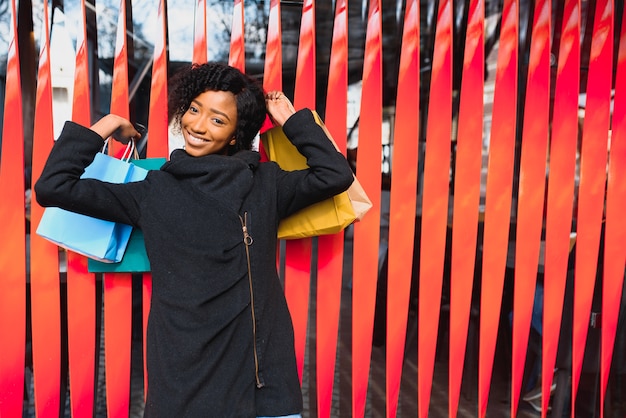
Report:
87,157,166,272
36,142,144,263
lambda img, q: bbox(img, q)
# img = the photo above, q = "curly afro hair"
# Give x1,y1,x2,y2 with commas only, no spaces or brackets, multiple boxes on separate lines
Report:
168,62,267,155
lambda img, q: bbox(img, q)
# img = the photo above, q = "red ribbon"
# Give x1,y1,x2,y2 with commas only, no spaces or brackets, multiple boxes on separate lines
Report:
284,0,317,383
193,0,207,64
0,0,26,415
386,0,420,415
478,0,518,415
30,1,63,415
351,0,382,415
418,1,452,416
510,0,551,414
294,0,316,108
104,1,134,414
541,0,580,415
600,7,626,416
65,2,98,417
283,239,311,382
259,0,283,164
103,274,133,417
141,275,152,400
147,0,169,160
261,0,283,300
572,0,613,413
228,0,245,71
315,1,348,415
448,0,483,416
263,0,283,92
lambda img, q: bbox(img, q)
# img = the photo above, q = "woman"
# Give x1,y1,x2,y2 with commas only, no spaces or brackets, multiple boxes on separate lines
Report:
35,62,354,417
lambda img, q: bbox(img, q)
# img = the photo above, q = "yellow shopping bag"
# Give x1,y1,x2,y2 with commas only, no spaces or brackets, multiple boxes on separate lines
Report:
261,111,371,240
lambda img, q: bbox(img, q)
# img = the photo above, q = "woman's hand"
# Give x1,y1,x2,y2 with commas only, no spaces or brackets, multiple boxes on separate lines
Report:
265,91,296,127
90,114,142,144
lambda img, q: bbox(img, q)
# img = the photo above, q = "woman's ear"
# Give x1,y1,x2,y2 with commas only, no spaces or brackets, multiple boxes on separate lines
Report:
229,138,236,146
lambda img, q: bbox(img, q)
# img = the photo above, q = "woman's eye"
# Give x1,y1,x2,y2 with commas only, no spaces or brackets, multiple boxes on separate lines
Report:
188,105,198,114
212,117,225,125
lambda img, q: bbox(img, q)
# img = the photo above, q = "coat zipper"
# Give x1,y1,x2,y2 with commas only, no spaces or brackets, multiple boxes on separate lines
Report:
239,212,264,388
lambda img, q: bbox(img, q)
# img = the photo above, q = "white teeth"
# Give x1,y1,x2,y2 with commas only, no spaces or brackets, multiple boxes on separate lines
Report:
188,134,208,143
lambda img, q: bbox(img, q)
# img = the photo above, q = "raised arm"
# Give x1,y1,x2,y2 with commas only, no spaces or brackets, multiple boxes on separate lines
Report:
34,116,146,226
89,113,143,144
271,106,355,219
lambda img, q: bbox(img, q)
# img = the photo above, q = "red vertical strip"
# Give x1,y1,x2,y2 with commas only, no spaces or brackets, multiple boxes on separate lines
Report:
386,0,420,416
30,1,62,416
264,0,283,91
147,0,169,160
600,6,626,414
448,0,483,416
261,0,282,318
229,0,245,71
315,237,344,418
110,0,131,126
316,0,348,415
71,0,93,129
283,237,311,382
193,0,207,64
478,0,518,416
141,275,151,400
260,0,283,156
262,0,281,291
0,0,26,415
66,1,97,417
418,1,452,416
293,0,315,109
105,1,133,416
65,253,96,418
572,1,613,413
351,0,382,415
541,0,580,415
323,2,348,155
510,0,551,415
103,274,133,418
285,0,316,382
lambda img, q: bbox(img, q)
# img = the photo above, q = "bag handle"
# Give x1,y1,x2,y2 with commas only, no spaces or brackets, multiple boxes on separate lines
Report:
131,143,140,160
120,140,135,162
101,138,135,162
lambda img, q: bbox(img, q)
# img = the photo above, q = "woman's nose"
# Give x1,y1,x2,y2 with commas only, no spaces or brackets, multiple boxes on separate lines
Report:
190,116,207,133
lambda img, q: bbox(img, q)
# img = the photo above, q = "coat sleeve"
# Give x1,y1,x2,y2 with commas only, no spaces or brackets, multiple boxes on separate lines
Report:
274,109,354,219
34,121,148,227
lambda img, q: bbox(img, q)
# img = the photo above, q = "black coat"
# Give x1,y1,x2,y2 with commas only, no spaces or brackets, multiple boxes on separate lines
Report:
35,109,354,417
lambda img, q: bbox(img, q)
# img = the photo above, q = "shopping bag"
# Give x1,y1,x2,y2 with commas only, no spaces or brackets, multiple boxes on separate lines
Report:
88,157,166,272
36,141,143,263
261,111,372,240
87,228,149,272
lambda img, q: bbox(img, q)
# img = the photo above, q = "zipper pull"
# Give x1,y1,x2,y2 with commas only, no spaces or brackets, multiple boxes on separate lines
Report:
240,212,253,246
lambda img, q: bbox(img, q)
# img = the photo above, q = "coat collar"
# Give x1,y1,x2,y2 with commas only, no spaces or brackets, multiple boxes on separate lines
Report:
164,149,260,174
161,150,260,212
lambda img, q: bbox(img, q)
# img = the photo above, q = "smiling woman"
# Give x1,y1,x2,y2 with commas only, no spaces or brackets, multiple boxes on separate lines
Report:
167,62,267,156
179,90,239,157
34,61,354,417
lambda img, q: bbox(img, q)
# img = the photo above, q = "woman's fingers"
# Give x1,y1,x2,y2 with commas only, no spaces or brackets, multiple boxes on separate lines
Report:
265,90,286,100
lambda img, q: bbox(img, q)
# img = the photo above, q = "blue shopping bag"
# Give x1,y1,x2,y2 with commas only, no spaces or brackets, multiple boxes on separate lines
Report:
36,141,147,263
87,157,166,272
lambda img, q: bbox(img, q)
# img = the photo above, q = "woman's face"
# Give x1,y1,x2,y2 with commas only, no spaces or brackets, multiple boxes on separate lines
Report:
181,90,238,157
